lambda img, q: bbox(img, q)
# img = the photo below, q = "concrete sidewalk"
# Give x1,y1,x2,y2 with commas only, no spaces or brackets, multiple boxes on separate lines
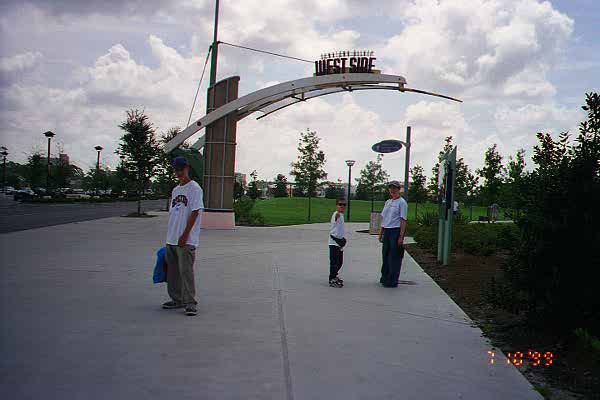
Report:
0,214,541,400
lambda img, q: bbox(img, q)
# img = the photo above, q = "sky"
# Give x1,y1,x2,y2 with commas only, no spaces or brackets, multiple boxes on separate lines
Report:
0,0,598,182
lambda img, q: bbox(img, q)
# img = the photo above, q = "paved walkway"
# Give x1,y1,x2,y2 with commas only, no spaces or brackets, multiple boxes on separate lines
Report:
0,214,541,400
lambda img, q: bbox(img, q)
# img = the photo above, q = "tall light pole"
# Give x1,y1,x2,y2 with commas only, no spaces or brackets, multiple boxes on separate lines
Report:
94,146,103,171
345,160,355,221
403,126,411,198
209,0,220,86
1,147,8,193
43,131,55,194
94,146,103,196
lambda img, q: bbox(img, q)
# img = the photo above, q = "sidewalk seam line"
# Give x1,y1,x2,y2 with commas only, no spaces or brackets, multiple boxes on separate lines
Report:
274,262,294,400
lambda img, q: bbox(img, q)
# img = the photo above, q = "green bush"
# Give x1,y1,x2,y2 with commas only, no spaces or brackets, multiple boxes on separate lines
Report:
505,93,600,334
416,210,438,227
413,221,520,257
233,196,265,226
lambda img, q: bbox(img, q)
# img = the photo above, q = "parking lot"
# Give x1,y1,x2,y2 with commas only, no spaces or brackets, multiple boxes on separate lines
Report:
0,196,166,233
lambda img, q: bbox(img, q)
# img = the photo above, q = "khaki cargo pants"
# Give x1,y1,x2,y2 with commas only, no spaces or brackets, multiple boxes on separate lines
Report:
165,244,197,305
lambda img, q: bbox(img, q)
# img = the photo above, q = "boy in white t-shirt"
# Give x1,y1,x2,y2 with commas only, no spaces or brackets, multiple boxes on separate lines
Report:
328,199,347,288
162,156,204,316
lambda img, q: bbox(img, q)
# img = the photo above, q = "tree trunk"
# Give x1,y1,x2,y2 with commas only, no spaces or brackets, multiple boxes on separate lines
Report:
415,201,418,219
371,190,374,211
308,194,311,221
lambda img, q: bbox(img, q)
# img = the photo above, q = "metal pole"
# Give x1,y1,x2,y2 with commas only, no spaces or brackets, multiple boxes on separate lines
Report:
96,150,101,171
209,0,220,86
2,155,6,193
404,126,411,198
347,164,352,221
46,137,51,194
443,147,457,266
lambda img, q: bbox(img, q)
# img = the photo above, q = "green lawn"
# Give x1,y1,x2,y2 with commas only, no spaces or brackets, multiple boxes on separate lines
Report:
253,197,499,226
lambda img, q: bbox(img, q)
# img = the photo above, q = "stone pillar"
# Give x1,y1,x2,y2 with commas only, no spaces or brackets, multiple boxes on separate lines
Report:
202,76,239,229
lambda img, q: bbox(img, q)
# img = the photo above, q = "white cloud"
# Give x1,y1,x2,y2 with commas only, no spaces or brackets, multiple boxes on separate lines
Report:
379,0,573,101
0,51,43,74
0,0,589,186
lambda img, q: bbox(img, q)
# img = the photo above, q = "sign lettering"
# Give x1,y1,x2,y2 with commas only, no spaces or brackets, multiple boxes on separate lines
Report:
315,50,377,76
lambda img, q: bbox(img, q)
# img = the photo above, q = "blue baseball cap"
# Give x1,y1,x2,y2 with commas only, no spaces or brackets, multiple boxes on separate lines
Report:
172,156,189,168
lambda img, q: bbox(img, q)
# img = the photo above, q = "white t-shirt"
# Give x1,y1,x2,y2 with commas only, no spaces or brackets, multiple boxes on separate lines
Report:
328,211,345,247
166,180,204,247
381,197,408,228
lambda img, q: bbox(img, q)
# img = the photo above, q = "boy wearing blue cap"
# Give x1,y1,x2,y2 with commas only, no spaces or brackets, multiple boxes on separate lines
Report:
162,156,204,316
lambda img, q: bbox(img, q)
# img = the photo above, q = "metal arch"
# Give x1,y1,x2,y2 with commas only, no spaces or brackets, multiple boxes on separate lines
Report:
165,72,461,152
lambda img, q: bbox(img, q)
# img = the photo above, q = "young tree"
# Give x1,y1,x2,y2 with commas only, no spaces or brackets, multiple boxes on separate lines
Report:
247,170,261,200
324,180,344,199
355,154,389,210
427,137,454,200
116,109,161,215
273,174,288,198
407,165,428,218
155,127,181,209
25,152,46,188
476,144,504,205
506,92,600,332
233,180,245,200
500,149,527,217
290,128,327,221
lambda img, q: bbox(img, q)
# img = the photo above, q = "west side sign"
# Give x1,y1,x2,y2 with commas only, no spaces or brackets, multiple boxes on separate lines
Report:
315,50,377,76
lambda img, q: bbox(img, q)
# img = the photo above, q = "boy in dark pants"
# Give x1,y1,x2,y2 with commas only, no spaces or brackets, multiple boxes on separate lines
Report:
162,156,204,316
328,199,347,287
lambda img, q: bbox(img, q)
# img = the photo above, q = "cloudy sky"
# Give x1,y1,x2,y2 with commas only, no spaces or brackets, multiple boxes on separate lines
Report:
1,0,598,182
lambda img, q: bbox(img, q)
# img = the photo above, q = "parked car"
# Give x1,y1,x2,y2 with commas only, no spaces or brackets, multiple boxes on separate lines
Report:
3,186,16,195
13,188,35,201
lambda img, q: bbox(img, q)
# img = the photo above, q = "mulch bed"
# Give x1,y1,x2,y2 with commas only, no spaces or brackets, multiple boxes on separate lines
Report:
406,244,600,400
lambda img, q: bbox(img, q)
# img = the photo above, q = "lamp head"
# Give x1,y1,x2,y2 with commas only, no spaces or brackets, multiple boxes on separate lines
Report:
345,160,356,167
94,146,103,151
43,131,55,138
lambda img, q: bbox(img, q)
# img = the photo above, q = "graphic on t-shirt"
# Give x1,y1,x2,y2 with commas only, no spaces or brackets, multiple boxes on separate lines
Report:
172,194,189,208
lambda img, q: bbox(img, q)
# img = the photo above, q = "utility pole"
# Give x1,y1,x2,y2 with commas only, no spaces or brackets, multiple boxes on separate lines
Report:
209,0,220,87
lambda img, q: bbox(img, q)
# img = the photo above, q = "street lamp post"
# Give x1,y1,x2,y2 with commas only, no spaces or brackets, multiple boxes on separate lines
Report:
345,160,355,221
94,146,103,171
43,131,55,194
94,146,103,196
1,147,8,193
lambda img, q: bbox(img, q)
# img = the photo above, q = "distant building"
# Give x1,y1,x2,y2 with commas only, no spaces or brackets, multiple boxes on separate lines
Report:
338,182,357,196
49,153,70,166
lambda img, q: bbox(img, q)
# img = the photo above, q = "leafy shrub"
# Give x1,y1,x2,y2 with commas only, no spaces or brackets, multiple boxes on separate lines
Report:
505,93,600,334
416,210,438,227
413,224,438,250
413,220,520,257
234,196,265,226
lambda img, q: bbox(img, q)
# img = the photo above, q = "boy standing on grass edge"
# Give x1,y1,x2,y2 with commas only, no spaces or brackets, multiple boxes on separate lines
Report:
328,198,347,288
162,156,204,316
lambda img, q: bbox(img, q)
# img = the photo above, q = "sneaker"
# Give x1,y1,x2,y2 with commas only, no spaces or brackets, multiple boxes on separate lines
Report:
162,301,183,309
335,277,344,285
329,279,343,288
184,305,197,316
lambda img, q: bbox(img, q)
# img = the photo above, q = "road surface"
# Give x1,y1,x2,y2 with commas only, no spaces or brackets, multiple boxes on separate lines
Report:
0,197,166,233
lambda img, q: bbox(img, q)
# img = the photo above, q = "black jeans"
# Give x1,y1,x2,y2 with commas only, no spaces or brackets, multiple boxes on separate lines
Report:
329,245,344,280
380,228,405,286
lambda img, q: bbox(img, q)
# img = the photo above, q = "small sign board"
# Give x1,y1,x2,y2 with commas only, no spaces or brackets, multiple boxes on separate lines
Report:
372,140,403,154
